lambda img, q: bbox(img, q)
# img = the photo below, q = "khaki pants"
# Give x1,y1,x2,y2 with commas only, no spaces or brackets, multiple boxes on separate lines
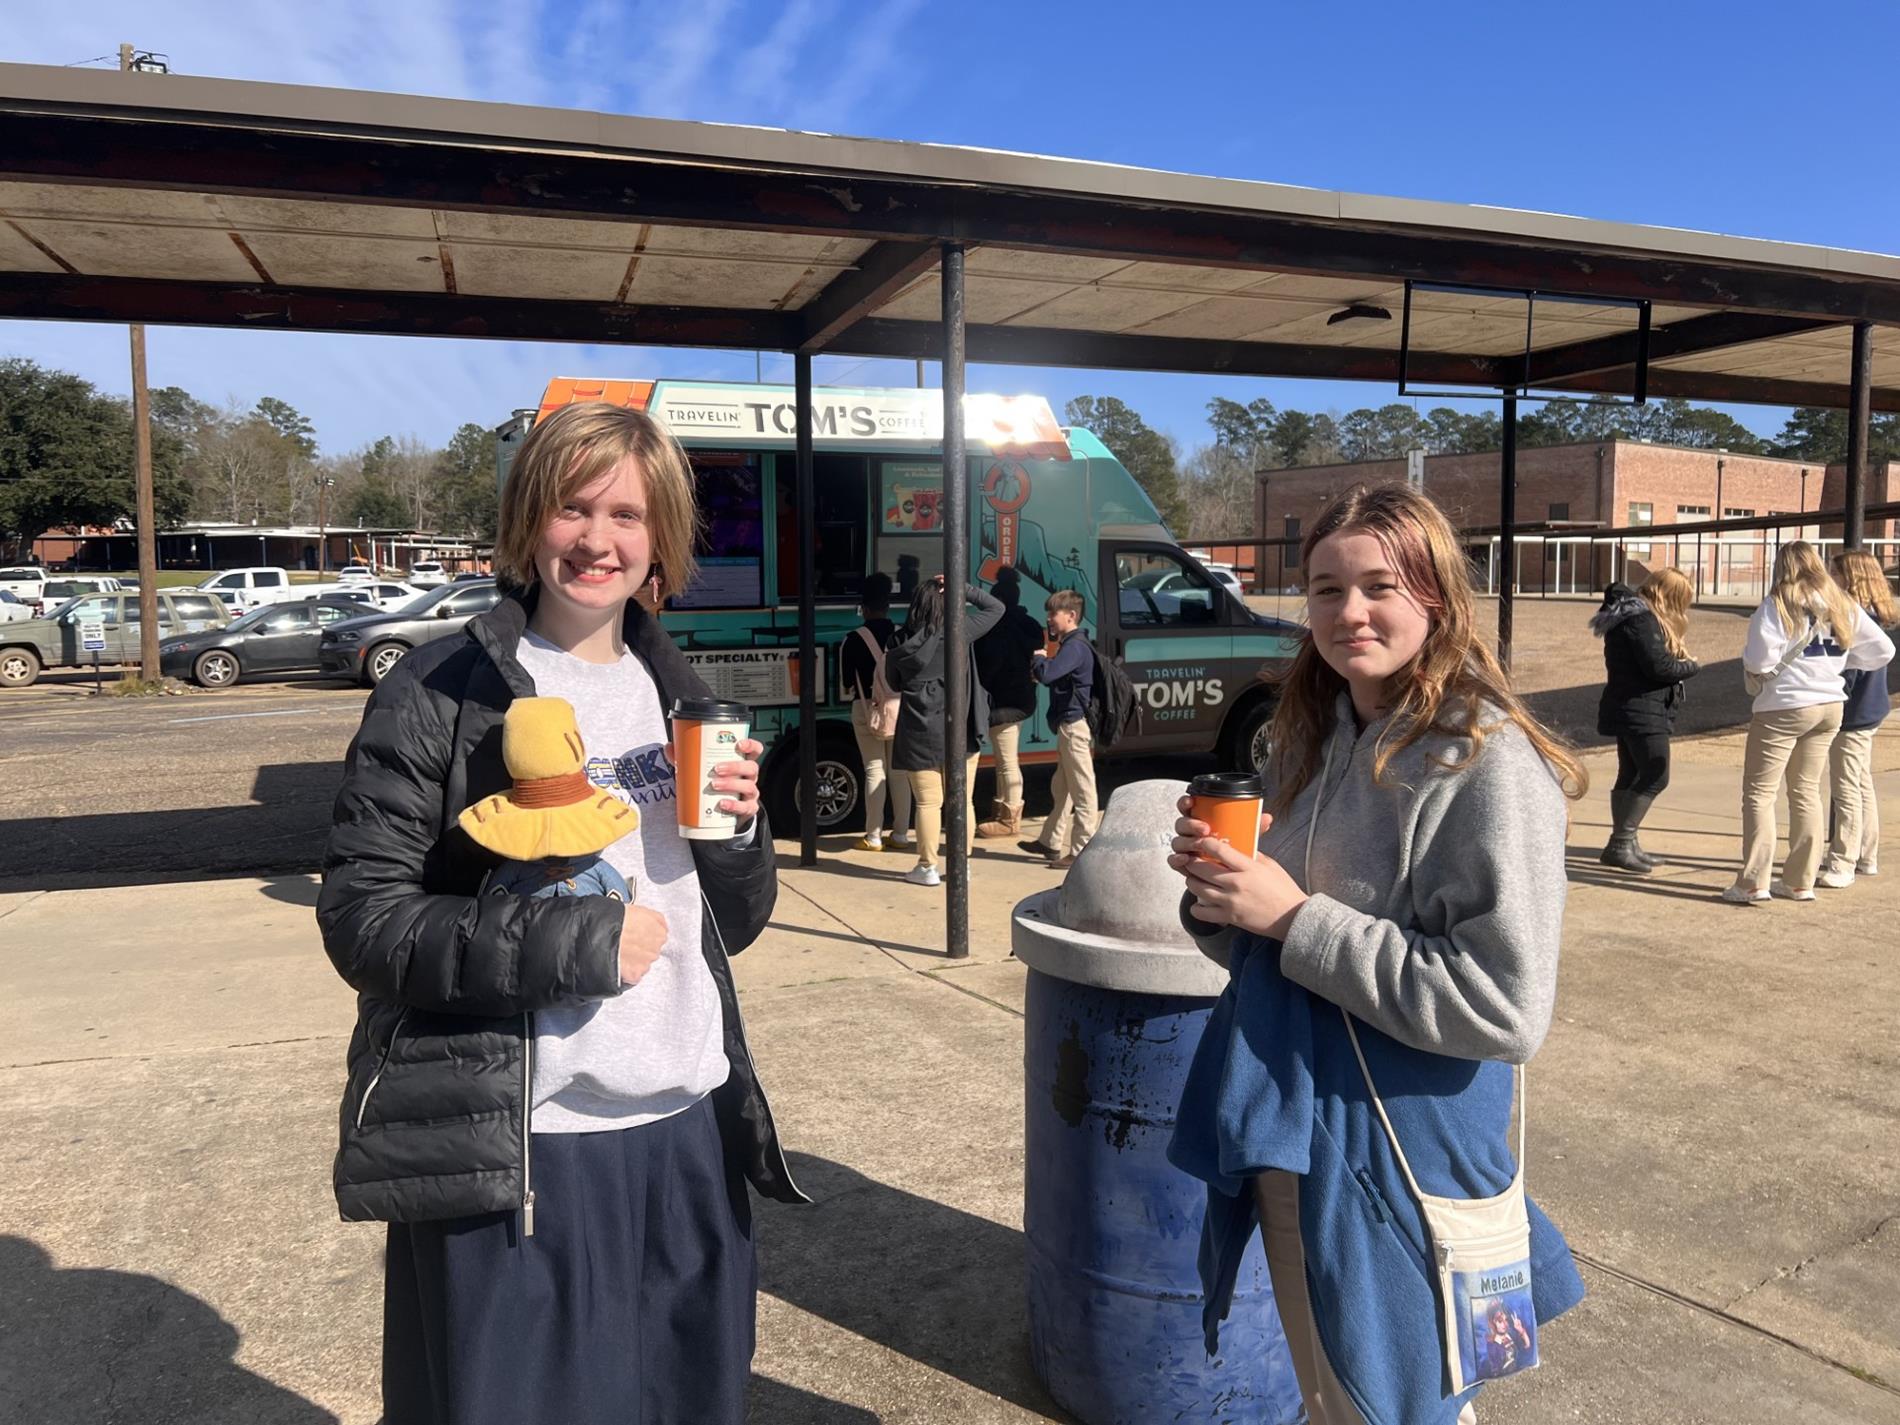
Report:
1037,719,1100,856
1255,1172,1477,1425
907,756,979,869
990,719,1024,808
1826,726,1880,873
1738,704,1843,892
851,702,912,841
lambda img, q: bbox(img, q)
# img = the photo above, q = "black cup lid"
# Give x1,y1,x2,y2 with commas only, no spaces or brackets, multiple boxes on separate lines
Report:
671,698,749,721
1188,771,1265,797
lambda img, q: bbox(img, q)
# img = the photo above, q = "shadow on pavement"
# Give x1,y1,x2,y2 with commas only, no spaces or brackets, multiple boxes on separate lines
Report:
259,875,324,909
758,1154,1069,1422
0,1236,339,1424
746,1375,883,1423
0,762,337,892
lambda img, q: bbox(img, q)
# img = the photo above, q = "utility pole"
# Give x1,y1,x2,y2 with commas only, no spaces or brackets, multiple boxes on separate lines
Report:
316,475,335,573
123,44,161,682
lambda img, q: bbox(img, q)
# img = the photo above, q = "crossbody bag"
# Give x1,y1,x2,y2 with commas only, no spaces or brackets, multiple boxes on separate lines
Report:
1742,613,1814,697
1304,732,1540,1391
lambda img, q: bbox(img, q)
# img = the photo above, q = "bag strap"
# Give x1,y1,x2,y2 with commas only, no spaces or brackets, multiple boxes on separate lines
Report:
1770,613,1816,678
852,626,883,697
1303,727,1527,1196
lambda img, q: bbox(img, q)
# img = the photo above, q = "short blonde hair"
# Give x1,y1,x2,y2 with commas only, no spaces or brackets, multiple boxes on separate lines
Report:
494,402,699,596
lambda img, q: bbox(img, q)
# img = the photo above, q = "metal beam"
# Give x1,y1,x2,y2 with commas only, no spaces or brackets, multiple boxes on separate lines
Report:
7,271,1898,416
941,242,970,962
1499,391,1517,671
795,350,818,866
1846,321,1872,551
0,272,801,348
7,111,1900,326
1518,311,1837,387
797,241,937,353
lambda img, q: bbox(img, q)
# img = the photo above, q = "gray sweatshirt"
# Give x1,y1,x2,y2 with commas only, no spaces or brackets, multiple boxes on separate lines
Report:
1257,692,1569,1064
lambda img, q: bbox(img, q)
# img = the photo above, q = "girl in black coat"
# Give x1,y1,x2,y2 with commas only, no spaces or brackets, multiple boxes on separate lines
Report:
1590,568,1699,872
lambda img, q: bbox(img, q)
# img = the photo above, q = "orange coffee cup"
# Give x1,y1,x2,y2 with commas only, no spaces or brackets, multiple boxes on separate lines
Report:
671,697,751,840
1186,772,1265,863
1043,636,1061,658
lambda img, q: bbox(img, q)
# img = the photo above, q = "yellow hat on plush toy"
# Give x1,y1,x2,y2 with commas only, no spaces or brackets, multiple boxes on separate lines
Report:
457,697,638,860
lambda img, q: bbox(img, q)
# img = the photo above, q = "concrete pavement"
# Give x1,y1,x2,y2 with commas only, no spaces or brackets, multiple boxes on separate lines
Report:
2,731,1897,1423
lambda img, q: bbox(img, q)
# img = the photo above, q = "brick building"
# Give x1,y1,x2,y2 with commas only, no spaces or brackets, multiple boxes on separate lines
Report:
1251,441,1896,599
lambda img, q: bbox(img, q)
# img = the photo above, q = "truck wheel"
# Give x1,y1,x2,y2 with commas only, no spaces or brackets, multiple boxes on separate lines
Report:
765,726,864,834
193,649,240,688
1221,697,1276,775
0,646,40,688
365,641,408,686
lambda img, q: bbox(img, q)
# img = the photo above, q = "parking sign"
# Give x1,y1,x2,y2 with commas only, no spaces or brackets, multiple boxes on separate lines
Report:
78,619,107,652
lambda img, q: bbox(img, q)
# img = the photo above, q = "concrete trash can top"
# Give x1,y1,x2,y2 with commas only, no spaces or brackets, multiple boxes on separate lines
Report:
1011,779,1230,998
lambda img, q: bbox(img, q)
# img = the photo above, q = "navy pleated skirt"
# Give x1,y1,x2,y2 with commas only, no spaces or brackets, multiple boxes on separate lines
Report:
382,1096,756,1425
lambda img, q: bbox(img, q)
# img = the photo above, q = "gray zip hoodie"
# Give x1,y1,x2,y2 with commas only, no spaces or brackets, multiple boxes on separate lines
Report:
1253,692,1569,1064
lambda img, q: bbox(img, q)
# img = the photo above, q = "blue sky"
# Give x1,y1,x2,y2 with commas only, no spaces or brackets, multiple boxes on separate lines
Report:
5,0,1896,457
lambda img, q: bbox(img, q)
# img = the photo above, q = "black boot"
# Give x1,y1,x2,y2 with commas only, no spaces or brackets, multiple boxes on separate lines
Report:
1599,790,1651,874
1625,791,1661,868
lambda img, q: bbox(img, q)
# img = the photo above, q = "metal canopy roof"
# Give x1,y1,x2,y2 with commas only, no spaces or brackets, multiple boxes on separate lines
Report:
3,62,1898,411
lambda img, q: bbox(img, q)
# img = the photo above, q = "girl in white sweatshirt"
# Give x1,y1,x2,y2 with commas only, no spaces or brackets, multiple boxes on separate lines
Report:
1726,541,1895,903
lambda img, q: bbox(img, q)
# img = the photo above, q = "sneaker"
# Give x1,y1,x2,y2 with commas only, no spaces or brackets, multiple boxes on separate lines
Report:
854,836,884,853
885,836,914,854
1816,864,1856,890
1857,858,1879,877
903,863,941,887
1720,884,1771,905
1771,880,1816,902
1047,853,1077,870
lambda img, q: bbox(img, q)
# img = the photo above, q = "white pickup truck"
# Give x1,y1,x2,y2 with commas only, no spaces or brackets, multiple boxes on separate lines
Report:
195,567,306,615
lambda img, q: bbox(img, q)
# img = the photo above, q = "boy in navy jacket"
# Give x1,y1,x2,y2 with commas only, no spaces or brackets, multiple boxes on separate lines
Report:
1025,590,1098,867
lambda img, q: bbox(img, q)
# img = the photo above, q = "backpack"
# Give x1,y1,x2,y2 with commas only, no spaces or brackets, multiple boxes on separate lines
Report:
1085,645,1142,750
853,626,902,740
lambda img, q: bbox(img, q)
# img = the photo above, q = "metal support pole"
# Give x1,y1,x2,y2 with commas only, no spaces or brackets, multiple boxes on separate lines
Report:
1846,321,1872,551
128,324,160,680
1498,392,1517,671
794,350,817,867
941,242,971,961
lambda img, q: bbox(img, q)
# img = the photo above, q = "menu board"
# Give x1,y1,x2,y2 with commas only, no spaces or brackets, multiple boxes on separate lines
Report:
880,461,944,533
682,647,824,708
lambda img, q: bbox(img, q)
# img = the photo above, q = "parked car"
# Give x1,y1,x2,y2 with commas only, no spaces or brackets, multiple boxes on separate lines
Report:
336,564,376,584
0,590,228,688
0,566,49,612
1202,563,1245,598
194,566,300,614
38,576,125,614
451,570,494,583
353,580,422,612
0,591,33,624
160,596,367,687
406,561,449,589
319,579,502,685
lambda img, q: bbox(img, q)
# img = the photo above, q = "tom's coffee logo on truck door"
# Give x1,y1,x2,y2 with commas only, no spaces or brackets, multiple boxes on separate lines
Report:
1131,665,1226,722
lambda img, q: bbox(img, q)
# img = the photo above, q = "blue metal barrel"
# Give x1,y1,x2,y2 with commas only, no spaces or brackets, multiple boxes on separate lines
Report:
1024,969,1303,1425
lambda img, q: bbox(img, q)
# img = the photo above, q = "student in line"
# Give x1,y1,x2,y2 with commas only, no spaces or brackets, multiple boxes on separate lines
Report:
842,570,913,853
1726,541,1894,904
975,565,1045,842
887,573,1004,886
1168,483,1586,1425
1024,589,1099,869
1589,567,1699,873
1819,549,1898,887
318,402,803,1425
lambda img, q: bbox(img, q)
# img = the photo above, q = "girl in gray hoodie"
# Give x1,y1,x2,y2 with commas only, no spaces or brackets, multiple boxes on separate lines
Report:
1170,483,1587,1424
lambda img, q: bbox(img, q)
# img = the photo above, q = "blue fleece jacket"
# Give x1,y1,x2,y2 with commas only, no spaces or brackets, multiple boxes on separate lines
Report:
1168,932,1584,1424
1841,661,1894,732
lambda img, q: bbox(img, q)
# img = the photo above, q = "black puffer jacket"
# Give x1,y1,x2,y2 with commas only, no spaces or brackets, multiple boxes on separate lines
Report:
1591,583,1700,736
317,590,805,1226
974,598,1043,727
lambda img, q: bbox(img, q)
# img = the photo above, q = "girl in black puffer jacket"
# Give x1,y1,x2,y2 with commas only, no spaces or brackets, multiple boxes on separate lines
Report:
1590,568,1699,873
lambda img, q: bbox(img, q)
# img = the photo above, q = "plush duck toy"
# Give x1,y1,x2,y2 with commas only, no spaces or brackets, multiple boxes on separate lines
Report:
460,696,639,904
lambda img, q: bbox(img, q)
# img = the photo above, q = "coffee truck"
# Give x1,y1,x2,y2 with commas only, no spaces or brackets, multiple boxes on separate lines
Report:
497,378,1300,831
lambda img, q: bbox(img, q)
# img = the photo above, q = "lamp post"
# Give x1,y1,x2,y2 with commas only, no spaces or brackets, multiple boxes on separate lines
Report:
315,475,336,574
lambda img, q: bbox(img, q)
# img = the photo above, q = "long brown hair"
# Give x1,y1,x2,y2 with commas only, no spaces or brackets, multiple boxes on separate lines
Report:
1831,549,1899,627
1266,484,1586,812
1770,541,1858,644
1639,567,1693,660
